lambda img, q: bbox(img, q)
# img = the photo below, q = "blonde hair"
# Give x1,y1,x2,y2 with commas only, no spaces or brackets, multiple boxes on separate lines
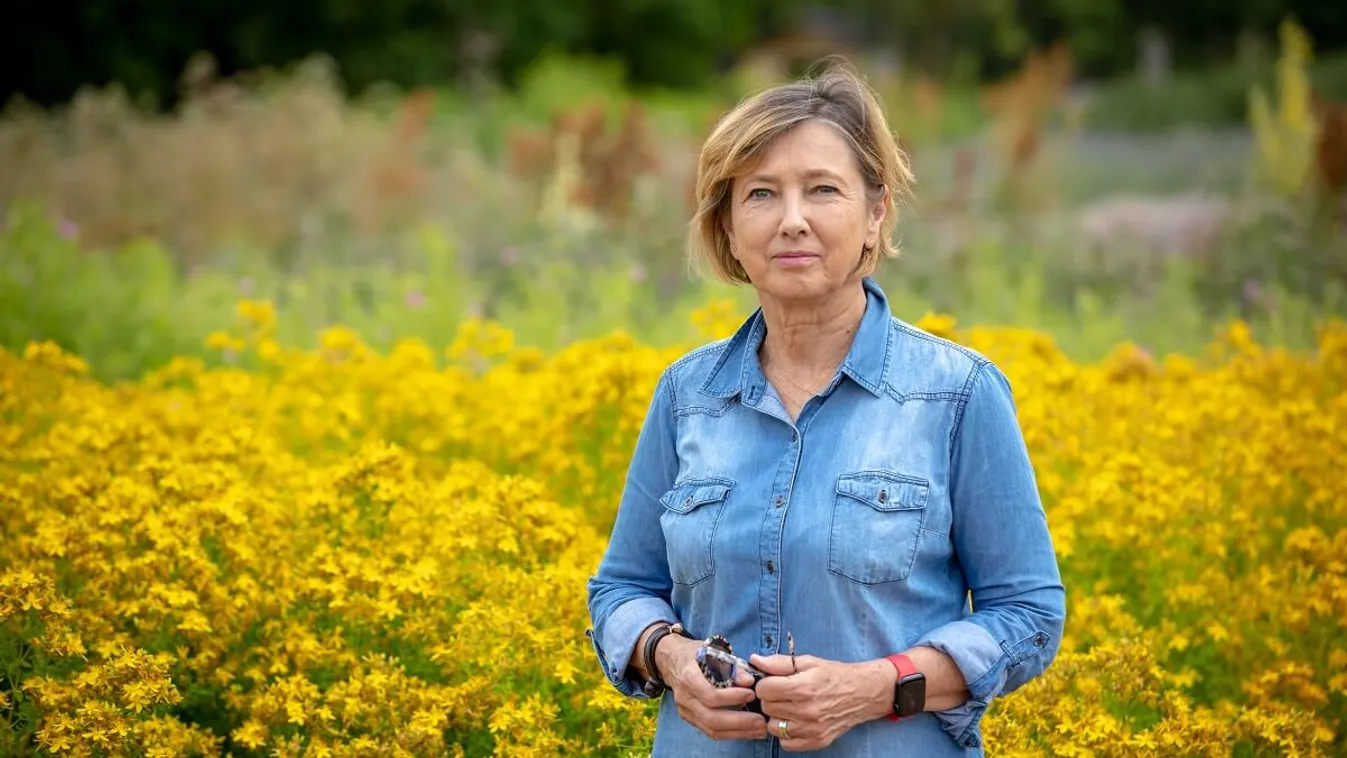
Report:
688,58,915,285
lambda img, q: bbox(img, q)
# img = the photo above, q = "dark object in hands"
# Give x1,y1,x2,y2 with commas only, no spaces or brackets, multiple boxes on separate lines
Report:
696,635,768,714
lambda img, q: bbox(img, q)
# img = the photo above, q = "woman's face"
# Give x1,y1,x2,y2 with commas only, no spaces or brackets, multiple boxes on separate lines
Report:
725,119,886,306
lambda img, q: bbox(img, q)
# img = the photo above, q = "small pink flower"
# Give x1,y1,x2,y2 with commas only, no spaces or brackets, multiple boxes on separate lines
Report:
405,290,425,309
57,219,79,240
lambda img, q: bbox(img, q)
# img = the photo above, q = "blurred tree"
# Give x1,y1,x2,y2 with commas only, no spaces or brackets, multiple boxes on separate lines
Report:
3,0,1346,108
1017,0,1129,76
2,0,801,107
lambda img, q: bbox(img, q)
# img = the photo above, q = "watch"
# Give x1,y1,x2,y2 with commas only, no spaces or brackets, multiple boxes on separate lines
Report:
885,654,926,721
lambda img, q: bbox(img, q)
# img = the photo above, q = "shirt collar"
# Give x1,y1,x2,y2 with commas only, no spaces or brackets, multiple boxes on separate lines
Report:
700,277,892,401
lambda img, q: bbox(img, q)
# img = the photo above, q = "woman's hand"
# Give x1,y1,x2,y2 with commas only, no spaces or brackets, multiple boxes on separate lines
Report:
656,636,770,742
749,653,895,752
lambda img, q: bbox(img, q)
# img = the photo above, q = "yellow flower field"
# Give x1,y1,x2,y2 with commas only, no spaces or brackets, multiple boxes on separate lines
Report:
1,301,1344,757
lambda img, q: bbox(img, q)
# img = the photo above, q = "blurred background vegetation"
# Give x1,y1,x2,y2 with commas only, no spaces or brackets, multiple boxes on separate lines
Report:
3,1,1347,381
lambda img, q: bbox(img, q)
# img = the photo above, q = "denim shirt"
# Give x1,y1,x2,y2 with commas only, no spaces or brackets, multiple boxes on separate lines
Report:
586,277,1066,757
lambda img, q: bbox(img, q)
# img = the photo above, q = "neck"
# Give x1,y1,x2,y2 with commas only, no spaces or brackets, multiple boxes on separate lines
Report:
758,281,867,378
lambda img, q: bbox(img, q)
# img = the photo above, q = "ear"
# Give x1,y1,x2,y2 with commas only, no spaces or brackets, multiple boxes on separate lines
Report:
721,209,738,260
865,185,889,248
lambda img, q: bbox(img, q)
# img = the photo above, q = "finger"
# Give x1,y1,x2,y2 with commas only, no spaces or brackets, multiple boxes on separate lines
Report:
754,667,817,703
769,719,817,749
710,723,770,742
695,708,771,740
749,653,795,676
759,700,808,723
675,658,758,706
775,720,831,752
679,698,768,742
680,674,759,710
701,685,760,711
750,653,821,675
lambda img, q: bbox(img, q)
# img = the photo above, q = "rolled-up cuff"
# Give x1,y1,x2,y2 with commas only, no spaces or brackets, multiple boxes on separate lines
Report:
914,619,1004,749
589,596,677,698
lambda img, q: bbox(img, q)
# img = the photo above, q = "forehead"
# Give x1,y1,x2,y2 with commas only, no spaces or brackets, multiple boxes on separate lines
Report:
742,120,860,178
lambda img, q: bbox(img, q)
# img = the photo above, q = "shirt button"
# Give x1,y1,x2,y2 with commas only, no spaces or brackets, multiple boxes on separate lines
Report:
775,495,784,508
766,560,775,574
765,634,774,647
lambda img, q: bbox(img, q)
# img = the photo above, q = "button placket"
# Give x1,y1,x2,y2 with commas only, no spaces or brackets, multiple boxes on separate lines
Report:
759,405,808,664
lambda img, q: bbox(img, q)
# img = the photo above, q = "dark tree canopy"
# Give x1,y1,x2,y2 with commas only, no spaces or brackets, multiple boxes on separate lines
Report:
4,0,1346,107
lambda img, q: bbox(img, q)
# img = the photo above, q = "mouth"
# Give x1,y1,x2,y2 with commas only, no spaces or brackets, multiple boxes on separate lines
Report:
772,251,819,263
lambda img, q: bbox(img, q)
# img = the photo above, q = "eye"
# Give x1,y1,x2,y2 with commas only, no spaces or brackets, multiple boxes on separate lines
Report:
813,185,839,194
747,188,772,200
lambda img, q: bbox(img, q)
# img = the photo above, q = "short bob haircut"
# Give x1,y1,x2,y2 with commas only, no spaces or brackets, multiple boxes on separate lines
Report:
688,58,915,285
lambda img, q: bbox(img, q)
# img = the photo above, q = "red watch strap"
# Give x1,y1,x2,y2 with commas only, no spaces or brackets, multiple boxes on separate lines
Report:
885,654,919,722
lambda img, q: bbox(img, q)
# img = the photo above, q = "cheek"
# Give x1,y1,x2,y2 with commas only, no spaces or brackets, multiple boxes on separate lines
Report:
818,204,867,242
735,208,779,243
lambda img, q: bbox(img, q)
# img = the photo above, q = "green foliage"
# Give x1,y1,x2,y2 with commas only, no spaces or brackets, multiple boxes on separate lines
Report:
1083,50,1347,134
0,203,210,382
2,203,1338,386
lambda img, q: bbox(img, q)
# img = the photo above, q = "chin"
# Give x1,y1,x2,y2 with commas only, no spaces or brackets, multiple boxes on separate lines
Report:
755,269,837,302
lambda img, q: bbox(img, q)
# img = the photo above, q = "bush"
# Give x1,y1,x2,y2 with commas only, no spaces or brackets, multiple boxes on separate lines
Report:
1081,50,1347,134
0,309,1343,756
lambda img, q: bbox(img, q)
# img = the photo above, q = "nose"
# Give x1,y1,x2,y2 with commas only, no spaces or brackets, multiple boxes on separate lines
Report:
778,189,808,238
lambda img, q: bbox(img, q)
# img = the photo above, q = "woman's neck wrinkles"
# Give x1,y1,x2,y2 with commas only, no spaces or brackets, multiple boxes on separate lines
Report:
758,283,867,379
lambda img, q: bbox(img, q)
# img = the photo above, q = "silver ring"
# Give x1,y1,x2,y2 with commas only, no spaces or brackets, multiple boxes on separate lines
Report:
777,719,790,740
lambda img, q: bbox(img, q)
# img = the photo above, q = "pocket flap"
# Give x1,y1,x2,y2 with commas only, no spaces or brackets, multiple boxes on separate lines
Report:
835,472,929,511
660,479,732,514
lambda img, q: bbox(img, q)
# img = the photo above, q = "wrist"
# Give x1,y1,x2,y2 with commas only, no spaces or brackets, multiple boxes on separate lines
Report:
632,622,664,680
641,622,693,692
860,659,901,722
654,633,691,687
884,653,927,721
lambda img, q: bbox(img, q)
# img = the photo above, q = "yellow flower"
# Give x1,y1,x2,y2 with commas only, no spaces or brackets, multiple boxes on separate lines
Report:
915,311,957,339
1,309,1343,757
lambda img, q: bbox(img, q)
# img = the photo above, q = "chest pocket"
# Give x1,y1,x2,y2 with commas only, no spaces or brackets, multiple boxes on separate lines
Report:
659,478,733,586
829,471,929,585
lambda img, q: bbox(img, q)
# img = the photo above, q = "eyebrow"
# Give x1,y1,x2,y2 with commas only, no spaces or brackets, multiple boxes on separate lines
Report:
744,168,848,184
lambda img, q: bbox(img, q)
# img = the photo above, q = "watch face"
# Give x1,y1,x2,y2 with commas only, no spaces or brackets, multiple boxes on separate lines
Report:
897,675,926,716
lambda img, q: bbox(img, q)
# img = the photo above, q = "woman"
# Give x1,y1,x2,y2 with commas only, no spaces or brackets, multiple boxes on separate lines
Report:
585,60,1065,756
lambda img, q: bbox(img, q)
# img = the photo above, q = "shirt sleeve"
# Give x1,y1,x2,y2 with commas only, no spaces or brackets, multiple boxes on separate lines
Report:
913,359,1067,749
585,367,682,698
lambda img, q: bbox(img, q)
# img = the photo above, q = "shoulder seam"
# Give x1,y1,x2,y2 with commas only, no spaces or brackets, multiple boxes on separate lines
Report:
664,338,734,407
948,360,989,460
659,360,679,410
890,319,989,365
881,319,990,399
667,338,732,374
